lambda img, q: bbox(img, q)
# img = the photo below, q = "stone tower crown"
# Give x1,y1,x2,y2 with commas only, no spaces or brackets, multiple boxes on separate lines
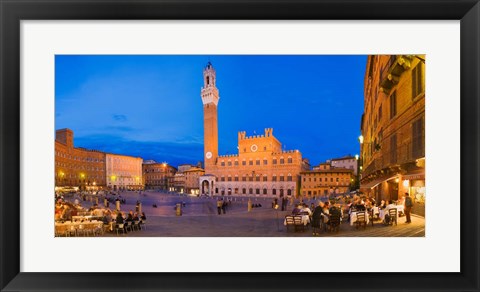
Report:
201,62,220,106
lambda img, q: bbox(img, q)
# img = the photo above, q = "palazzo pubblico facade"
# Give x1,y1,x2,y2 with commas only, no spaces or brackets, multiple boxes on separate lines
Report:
199,62,310,197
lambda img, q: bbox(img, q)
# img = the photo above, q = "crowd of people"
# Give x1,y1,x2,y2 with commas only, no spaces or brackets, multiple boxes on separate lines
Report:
54,191,148,235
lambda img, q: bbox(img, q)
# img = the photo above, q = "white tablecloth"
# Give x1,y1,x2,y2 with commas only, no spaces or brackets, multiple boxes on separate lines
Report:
379,205,403,221
350,211,369,226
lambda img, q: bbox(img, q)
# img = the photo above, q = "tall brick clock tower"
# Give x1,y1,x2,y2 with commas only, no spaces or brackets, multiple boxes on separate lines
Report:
201,62,219,173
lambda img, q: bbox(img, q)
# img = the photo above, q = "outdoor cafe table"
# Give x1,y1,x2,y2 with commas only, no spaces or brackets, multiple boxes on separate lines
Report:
55,220,102,235
350,210,370,226
379,205,404,221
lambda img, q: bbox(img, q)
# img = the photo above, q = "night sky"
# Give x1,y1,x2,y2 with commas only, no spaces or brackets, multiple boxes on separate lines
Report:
55,55,367,168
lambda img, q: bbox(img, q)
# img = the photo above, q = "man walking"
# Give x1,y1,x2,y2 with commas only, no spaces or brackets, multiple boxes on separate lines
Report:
404,192,413,223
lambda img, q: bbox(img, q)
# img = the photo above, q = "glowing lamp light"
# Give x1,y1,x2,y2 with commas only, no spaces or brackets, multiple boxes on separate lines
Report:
358,135,364,144
403,180,410,187
395,178,399,183
355,154,359,160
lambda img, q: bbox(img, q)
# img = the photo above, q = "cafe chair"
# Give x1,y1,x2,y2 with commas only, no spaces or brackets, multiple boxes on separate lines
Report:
328,213,341,233
355,212,367,230
284,215,296,232
94,222,104,236
125,221,134,232
140,220,147,230
293,216,305,232
115,223,125,235
388,208,398,226
133,220,141,231
77,224,90,236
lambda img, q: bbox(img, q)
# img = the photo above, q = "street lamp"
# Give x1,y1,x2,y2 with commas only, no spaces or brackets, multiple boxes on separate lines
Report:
358,135,364,144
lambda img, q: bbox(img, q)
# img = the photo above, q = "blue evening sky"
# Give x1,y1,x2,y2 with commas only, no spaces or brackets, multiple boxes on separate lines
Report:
55,55,366,168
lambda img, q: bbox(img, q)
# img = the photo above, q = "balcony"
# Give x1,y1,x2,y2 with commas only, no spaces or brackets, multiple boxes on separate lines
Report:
380,55,413,94
361,137,425,179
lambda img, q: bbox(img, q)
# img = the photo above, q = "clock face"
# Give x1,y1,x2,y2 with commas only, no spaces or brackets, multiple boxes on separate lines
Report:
250,144,258,152
205,152,212,159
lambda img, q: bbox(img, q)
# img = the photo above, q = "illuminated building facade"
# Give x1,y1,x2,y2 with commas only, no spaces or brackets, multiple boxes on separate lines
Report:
300,163,354,197
330,155,358,175
198,62,310,197
55,128,106,190
360,55,425,213
142,161,177,190
105,153,143,190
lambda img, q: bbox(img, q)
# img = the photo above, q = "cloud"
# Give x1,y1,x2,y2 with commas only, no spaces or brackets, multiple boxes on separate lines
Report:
74,134,203,167
112,114,128,122
105,126,136,132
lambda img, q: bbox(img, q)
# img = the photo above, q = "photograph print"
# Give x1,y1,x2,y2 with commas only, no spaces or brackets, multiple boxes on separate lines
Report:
54,55,425,237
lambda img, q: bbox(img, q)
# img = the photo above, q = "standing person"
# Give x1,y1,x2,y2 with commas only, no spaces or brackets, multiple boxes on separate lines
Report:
404,192,413,223
222,200,227,214
217,199,223,215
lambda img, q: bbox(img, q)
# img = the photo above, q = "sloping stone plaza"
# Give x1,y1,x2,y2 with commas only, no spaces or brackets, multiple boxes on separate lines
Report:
90,191,425,237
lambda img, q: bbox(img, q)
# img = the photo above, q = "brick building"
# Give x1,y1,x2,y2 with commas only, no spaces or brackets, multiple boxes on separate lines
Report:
198,62,310,197
300,163,354,197
359,55,425,213
184,167,205,195
142,161,177,190
55,128,106,190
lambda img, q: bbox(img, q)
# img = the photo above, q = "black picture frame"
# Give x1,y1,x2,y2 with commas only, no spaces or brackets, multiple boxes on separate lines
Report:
1,0,479,291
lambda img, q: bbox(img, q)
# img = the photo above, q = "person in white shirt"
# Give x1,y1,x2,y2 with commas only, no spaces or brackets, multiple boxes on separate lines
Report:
383,200,397,224
385,200,396,212
302,204,312,216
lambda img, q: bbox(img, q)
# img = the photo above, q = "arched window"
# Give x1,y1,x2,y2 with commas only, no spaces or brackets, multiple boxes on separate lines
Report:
287,174,292,181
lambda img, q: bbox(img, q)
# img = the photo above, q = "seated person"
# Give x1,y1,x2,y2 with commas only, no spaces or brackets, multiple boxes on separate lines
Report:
132,213,140,222
140,212,146,220
384,200,396,223
329,205,342,218
115,212,124,224
291,205,302,215
378,200,386,209
384,200,396,212
301,204,312,216
126,211,134,222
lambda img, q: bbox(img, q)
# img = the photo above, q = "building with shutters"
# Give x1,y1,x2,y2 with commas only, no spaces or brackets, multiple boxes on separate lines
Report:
359,55,425,214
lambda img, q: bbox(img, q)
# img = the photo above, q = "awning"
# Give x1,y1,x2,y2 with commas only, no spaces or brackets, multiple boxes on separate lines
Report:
403,170,425,180
361,175,398,189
